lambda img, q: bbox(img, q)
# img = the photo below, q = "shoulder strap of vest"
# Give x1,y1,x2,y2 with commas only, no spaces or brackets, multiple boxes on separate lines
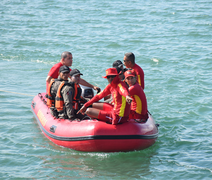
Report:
47,79,55,99
56,81,65,100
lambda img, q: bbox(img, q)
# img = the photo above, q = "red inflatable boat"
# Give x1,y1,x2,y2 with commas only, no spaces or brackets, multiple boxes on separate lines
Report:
31,92,159,152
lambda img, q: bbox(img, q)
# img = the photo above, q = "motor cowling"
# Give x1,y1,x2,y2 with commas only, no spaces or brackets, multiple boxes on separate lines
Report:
80,85,94,99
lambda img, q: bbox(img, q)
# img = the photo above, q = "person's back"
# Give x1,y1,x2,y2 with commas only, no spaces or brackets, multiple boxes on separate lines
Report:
132,63,144,89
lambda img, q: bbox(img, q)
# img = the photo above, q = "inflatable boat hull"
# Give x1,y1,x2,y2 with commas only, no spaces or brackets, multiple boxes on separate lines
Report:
31,93,159,152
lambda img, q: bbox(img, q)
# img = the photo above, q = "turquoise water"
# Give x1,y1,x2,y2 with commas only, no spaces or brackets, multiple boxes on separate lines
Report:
1,0,212,179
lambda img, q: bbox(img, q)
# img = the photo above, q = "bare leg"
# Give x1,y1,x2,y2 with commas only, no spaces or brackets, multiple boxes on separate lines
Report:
92,102,105,110
86,108,101,119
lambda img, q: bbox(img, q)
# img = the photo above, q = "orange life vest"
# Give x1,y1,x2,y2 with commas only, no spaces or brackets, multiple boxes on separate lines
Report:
72,83,82,110
46,79,55,108
55,81,66,112
47,80,82,113
55,81,82,112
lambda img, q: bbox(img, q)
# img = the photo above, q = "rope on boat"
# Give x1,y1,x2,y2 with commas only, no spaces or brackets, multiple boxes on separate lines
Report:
38,93,47,104
0,89,34,97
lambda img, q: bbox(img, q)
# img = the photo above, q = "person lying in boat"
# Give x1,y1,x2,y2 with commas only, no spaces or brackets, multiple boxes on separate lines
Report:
124,69,149,122
47,65,88,120
77,68,133,125
46,51,100,93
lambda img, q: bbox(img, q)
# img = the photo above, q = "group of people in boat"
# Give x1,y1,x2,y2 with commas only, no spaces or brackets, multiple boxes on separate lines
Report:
46,51,148,125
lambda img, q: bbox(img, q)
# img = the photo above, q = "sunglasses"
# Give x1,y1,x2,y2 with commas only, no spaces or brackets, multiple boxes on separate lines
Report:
107,75,116,79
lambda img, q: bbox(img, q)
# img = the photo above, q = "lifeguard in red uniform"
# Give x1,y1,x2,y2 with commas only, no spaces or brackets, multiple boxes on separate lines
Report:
123,52,145,89
124,69,148,121
77,68,132,125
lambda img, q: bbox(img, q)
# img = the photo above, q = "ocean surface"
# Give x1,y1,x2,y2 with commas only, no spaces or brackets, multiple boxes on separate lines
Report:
0,0,212,179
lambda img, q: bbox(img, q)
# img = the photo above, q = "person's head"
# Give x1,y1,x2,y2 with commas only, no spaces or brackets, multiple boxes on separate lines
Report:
113,60,124,70
69,69,83,84
116,67,125,81
103,68,119,84
61,51,73,67
123,52,135,68
59,65,70,81
124,69,137,86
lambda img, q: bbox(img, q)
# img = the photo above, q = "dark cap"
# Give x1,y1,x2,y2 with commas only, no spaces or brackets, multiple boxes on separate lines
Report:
112,60,123,68
70,69,83,76
59,65,70,73
116,67,123,74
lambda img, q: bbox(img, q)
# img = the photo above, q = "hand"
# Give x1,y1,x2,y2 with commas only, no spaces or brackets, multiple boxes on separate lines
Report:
93,86,101,93
126,95,133,104
77,105,87,115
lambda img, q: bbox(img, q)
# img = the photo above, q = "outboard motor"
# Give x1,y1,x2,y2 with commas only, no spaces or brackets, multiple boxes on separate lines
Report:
80,85,94,99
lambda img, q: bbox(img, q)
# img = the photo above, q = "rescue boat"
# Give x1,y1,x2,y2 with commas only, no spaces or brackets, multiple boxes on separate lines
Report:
31,92,159,152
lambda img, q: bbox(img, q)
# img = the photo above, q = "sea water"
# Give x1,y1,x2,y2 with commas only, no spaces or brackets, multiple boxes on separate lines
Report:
0,0,212,179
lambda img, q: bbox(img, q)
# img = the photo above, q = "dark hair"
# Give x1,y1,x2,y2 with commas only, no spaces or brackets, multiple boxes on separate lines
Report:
61,51,72,59
116,67,123,74
124,52,135,64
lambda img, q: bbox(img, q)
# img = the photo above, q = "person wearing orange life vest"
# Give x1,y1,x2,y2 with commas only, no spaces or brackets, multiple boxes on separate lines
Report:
124,69,148,121
77,68,133,125
47,65,86,120
123,52,145,89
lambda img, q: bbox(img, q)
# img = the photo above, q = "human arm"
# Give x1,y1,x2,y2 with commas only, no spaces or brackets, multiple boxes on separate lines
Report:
46,76,52,84
46,63,61,83
118,83,132,104
79,78,101,92
134,64,145,89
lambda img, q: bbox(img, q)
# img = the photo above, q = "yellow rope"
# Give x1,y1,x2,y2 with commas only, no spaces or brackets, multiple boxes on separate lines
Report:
0,89,34,97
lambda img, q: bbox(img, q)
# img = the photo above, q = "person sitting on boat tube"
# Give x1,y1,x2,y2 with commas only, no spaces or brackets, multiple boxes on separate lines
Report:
104,66,126,104
124,69,149,122
46,51,100,93
47,65,87,120
77,68,133,125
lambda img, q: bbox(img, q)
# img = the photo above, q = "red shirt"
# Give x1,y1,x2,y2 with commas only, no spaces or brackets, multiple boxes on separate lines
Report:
129,82,148,119
133,63,144,89
84,77,130,117
46,62,72,91
48,62,72,79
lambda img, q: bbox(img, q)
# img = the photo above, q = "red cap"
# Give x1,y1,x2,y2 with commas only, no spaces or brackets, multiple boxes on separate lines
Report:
124,69,136,79
102,68,119,78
